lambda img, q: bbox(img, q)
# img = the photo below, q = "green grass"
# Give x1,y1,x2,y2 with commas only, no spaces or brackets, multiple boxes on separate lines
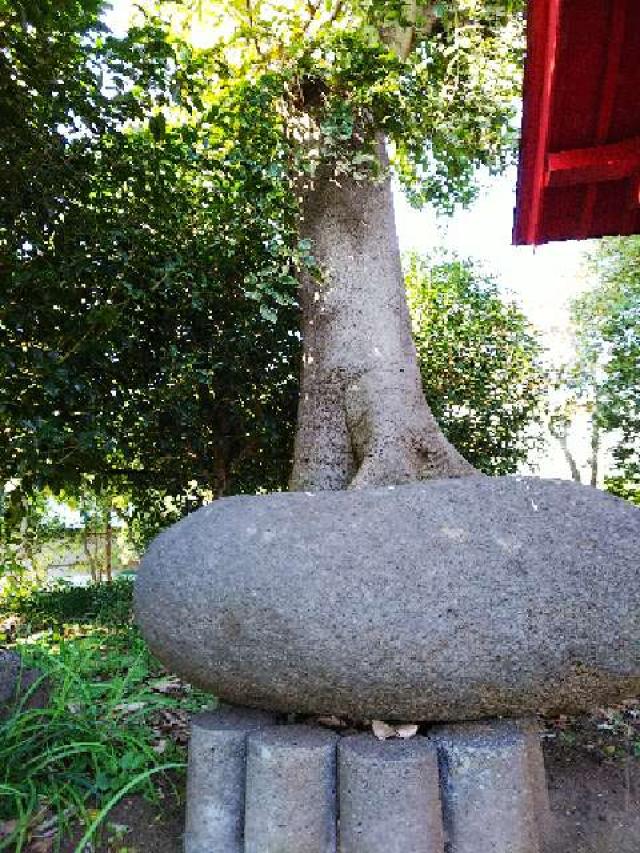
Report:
0,588,212,852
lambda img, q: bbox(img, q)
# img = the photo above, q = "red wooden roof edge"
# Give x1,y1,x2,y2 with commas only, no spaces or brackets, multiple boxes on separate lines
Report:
513,0,640,246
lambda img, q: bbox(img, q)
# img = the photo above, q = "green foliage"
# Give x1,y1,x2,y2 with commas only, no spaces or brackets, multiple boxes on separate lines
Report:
0,487,67,588
0,623,208,851
567,237,640,502
1,0,526,534
1,3,301,534
406,253,546,474
153,0,524,208
2,577,135,630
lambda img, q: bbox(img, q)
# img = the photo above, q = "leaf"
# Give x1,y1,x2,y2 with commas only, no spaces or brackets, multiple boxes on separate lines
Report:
0,820,17,840
396,724,418,739
372,720,396,740
28,840,54,853
113,702,146,714
149,113,166,141
259,303,278,324
372,720,418,740
315,715,347,729
150,677,184,694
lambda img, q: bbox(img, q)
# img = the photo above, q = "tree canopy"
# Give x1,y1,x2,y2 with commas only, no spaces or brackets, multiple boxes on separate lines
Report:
562,238,640,503
1,0,530,540
406,253,546,475
1,0,302,522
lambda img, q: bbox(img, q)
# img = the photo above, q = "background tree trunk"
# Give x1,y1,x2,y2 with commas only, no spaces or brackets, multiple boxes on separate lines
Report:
290,144,476,491
557,433,582,484
589,415,600,488
105,512,113,583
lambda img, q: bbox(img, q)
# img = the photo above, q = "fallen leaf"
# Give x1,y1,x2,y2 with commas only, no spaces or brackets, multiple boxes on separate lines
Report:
27,839,54,853
114,702,146,714
372,720,396,740
372,720,418,740
315,715,347,729
396,724,419,739
150,677,184,694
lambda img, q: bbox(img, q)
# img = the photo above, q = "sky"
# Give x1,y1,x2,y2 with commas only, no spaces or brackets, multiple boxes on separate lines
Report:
102,0,596,479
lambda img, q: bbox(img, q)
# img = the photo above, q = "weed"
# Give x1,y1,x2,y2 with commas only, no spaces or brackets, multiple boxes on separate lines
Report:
0,622,212,851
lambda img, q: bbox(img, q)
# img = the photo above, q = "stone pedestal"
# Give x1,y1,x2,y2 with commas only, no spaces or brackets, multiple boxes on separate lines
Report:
184,709,548,853
432,721,542,853
244,726,338,853
184,706,276,853
339,734,444,853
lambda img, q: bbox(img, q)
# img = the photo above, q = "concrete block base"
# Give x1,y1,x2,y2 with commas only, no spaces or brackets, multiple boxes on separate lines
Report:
244,725,338,852
432,720,543,853
339,734,444,853
184,709,548,853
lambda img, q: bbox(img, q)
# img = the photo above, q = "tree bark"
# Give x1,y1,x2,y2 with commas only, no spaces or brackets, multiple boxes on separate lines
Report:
589,415,600,488
290,145,476,491
105,513,113,583
556,433,582,484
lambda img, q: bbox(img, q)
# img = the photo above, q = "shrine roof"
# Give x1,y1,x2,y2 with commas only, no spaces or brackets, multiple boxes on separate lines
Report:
513,0,640,245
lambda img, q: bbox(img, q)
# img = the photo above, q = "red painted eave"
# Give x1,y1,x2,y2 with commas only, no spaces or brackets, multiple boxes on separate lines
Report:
513,0,640,246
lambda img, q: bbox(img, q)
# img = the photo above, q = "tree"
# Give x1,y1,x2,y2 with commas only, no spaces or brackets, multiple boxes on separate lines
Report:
143,0,524,489
273,1,525,489
406,253,546,475
1,1,303,542
562,238,640,503
2,0,526,532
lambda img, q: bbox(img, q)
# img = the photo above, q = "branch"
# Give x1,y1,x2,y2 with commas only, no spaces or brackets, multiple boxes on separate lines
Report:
555,433,582,484
303,0,345,38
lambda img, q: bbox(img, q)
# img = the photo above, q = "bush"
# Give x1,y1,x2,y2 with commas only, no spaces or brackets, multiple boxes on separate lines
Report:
2,576,134,630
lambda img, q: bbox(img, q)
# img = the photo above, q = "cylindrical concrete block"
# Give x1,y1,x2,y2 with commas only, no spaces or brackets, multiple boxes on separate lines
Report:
244,724,338,853
515,718,552,823
435,718,550,824
339,734,445,853
184,705,276,853
432,721,541,853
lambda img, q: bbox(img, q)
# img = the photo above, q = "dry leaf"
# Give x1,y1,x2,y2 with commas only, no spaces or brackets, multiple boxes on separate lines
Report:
315,715,347,729
27,839,54,853
396,724,419,739
372,720,418,740
150,677,184,694
114,702,146,714
372,720,396,740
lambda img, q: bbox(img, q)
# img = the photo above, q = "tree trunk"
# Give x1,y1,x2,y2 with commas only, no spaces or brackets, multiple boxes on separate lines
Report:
290,144,476,491
557,433,582,484
105,513,113,583
589,415,600,488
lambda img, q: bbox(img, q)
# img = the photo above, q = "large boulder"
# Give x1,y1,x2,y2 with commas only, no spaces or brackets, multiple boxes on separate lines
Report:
135,477,640,721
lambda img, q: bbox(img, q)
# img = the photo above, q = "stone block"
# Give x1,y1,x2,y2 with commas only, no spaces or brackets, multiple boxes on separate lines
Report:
184,705,276,853
136,477,640,720
432,721,541,853
244,725,338,853
339,733,445,853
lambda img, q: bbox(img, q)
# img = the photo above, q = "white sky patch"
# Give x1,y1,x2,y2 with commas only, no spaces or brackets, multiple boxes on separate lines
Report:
102,0,135,37
393,166,593,361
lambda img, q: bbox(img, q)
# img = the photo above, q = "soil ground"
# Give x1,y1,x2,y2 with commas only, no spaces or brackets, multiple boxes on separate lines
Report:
543,718,640,853
61,714,639,853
